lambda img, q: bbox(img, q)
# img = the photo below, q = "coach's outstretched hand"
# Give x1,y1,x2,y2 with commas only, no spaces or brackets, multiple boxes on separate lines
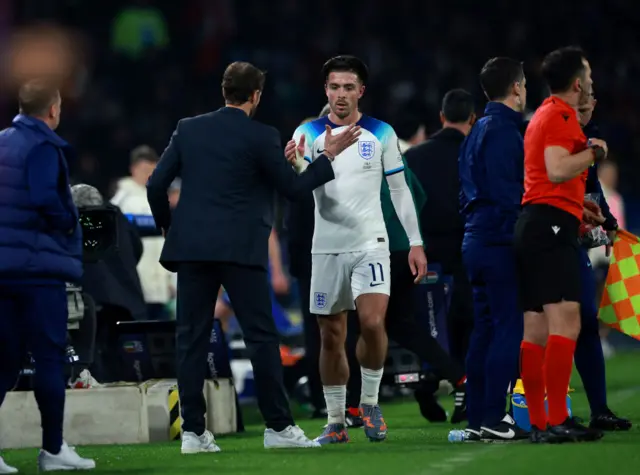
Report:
323,123,361,160
409,245,428,284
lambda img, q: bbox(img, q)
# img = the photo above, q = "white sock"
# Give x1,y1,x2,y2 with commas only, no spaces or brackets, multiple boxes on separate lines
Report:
323,385,346,425
360,367,384,405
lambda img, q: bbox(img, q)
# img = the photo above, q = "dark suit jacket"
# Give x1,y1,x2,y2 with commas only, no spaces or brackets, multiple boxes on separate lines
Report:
147,107,335,272
405,127,466,273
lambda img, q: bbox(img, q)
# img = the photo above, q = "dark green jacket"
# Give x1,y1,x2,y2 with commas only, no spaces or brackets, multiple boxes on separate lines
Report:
380,158,426,251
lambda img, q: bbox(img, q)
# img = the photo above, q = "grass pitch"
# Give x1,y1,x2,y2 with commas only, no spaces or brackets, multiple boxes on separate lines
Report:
4,351,640,474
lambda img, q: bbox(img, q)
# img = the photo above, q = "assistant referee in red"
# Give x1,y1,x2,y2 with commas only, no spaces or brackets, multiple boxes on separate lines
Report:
514,47,607,444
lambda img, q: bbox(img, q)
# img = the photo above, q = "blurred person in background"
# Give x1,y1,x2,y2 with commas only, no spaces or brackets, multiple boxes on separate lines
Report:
405,89,475,372
0,80,95,472
458,58,527,441
394,112,427,154
111,145,174,321
588,161,624,358
574,90,631,431
110,0,169,60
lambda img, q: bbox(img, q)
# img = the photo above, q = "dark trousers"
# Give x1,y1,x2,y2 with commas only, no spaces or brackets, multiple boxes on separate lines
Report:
462,239,522,429
346,250,466,407
176,262,294,434
0,282,67,453
447,265,474,367
298,274,325,411
574,247,608,416
70,293,97,373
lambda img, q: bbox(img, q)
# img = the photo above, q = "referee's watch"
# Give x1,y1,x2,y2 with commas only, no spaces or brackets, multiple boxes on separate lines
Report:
589,144,606,163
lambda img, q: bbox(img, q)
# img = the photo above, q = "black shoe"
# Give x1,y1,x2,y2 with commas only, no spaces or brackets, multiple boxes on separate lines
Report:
414,387,447,423
529,425,548,444
464,428,483,442
546,417,604,444
450,385,467,424
590,409,632,431
480,414,529,442
345,408,364,428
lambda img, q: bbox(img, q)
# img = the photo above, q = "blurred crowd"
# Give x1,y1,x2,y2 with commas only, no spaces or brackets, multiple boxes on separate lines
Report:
3,0,639,211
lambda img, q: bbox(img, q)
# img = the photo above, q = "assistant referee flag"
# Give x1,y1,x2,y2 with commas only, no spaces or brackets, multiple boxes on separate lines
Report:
599,229,640,340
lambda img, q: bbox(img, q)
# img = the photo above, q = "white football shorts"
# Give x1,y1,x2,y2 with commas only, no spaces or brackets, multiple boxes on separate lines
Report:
309,248,390,315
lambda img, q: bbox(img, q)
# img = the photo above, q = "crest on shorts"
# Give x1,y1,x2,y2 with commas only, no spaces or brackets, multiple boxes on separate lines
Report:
358,141,375,160
314,292,327,309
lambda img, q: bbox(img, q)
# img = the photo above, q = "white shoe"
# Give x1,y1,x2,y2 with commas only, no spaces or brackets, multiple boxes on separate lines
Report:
38,442,95,471
0,455,17,474
264,425,321,449
181,430,221,454
69,369,103,389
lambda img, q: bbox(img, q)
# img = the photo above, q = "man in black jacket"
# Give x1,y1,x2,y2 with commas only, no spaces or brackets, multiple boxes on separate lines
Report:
147,61,360,452
405,89,476,368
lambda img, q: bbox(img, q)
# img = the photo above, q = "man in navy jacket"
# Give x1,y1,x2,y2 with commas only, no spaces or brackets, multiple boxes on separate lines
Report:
574,93,631,431
0,81,94,472
458,58,527,441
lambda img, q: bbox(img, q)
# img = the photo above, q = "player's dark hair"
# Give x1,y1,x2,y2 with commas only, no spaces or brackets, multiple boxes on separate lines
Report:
130,145,159,166
441,89,475,123
18,79,59,117
221,61,266,105
479,57,524,101
322,55,369,85
394,113,424,141
541,46,587,94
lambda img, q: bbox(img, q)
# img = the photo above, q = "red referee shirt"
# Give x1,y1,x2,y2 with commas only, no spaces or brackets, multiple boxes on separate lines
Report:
522,96,589,221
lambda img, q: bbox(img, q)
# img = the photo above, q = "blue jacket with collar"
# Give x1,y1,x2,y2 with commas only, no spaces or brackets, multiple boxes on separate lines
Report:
0,114,82,283
459,102,524,245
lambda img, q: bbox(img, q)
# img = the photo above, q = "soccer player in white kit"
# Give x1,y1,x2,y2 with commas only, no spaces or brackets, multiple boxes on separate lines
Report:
286,56,427,444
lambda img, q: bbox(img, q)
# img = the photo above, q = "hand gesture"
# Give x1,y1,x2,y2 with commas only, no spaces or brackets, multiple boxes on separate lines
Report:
285,135,306,166
605,229,617,257
583,201,605,226
408,245,428,284
323,124,361,160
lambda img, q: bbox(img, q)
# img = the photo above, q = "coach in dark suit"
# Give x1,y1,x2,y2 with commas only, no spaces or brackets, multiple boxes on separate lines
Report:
147,61,360,449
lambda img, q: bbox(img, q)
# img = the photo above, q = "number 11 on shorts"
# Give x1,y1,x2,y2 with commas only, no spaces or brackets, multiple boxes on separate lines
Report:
369,262,384,287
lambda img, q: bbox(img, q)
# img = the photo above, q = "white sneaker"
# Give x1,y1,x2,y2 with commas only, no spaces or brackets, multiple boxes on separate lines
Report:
69,369,103,389
181,430,221,454
264,425,321,449
38,442,95,471
0,455,17,474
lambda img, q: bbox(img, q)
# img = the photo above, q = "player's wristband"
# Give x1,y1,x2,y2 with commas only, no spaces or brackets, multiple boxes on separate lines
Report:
590,145,606,163
409,240,424,247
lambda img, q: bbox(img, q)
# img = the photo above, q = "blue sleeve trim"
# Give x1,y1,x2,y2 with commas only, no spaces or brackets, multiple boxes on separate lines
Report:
385,165,405,176
304,156,312,163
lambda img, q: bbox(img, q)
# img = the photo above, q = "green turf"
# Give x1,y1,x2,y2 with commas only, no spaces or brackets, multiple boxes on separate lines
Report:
4,351,640,474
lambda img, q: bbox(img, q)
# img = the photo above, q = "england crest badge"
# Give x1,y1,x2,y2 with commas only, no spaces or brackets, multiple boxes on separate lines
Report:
358,141,375,160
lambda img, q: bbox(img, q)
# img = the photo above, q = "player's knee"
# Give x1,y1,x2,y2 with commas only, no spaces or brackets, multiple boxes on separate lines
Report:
358,311,385,336
523,311,548,346
319,318,346,351
547,301,581,340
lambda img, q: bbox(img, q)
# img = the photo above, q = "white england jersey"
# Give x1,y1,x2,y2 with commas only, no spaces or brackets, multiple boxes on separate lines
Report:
292,115,406,254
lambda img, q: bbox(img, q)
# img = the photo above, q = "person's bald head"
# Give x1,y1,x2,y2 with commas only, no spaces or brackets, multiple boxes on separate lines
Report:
18,79,62,130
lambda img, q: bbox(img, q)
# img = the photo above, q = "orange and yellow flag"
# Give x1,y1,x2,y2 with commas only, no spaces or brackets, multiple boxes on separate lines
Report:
599,229,640,340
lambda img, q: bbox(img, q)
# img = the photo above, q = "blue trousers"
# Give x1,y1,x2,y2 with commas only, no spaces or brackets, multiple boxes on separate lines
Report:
0,282,68,453
574,247,608,416
463,239,523,429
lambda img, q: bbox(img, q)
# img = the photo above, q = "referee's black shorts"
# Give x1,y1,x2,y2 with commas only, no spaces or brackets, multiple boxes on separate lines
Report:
513,204,582,312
